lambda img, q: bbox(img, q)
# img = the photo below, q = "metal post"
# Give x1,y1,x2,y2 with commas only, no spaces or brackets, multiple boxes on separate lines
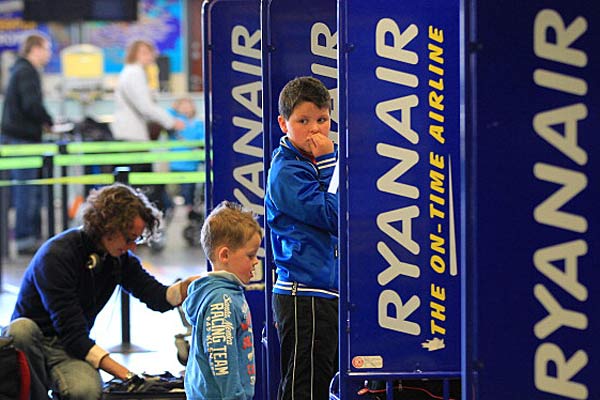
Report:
387,380,394,399
107,167,149,353
42,154,55,238
0,170,8,260
59,143,69,231
443,378,450,400
0,169,7,290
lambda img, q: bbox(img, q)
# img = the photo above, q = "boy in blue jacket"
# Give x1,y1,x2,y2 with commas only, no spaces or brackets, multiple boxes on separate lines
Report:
183,201,262,399
265,76,338,400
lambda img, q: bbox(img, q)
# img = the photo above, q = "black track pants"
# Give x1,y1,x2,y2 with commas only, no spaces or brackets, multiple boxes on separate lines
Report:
273,294,338,400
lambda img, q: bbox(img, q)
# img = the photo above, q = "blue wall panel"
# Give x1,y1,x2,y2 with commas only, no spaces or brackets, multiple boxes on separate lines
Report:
469,1,600,398
203,1,265,398
340,0,463,376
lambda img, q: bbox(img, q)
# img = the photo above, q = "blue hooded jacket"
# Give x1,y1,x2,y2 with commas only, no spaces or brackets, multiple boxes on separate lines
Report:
183,271,255,400
167,108,205,172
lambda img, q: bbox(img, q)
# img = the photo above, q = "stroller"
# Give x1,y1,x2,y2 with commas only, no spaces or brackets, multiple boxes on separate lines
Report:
182,208,204,247
174,304,192,366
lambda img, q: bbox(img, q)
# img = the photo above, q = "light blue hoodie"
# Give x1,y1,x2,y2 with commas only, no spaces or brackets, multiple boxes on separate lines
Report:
183,271,255,400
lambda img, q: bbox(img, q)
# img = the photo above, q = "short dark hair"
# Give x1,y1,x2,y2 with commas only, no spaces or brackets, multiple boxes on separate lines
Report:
278,76,331,120
19,32,49,57
81,183,161,243
201,201,262,263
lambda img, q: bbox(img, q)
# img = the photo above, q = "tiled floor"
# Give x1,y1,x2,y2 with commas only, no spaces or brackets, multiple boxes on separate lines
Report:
0,203,207,381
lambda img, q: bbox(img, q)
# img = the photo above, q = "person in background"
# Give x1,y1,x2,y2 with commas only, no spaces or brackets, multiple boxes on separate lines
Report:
183,200,262,400
0,32,54,255
2,183,200,400
167,97,205,214
265,76,338,400
110,39,184,141
110,39,184,241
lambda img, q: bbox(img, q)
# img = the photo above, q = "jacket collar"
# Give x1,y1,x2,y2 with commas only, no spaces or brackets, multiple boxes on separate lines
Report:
208,270,246,287
79,227,107,258
280,136,313,162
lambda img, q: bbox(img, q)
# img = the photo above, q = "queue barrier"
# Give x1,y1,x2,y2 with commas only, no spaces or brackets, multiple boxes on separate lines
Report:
0,140,205,157
0,171,206,187
1,139,206,242
0,157,44,170
0,151,204,171
0,150,206,234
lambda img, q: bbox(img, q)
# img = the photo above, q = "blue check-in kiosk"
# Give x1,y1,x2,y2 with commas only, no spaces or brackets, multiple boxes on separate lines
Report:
467,1,599,398
338,0,463,398
261,1,337,399
205,0,599,398
202,1,265,399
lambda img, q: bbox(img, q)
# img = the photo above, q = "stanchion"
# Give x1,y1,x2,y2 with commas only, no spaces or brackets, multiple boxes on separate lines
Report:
42,154,55,238
0,169,9,260
0,169,7,290
107,166,150,354
58,142,70,231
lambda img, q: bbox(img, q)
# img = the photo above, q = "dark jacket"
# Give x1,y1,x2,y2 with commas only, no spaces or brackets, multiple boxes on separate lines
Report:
11,228,173,360
1,57,53,142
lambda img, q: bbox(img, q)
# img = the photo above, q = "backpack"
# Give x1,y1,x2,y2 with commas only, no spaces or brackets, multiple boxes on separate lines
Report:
0,335,30,400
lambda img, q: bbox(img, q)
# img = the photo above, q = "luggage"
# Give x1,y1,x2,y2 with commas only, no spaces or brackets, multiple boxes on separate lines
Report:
102,371,186,399
0,335,30,400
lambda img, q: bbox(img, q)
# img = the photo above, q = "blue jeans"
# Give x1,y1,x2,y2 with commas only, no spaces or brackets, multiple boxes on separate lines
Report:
179,183,196,206
1,136,42,248
3,318,103,400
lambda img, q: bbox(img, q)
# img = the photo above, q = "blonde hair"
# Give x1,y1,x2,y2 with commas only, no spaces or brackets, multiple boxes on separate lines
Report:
172,96,196,118
201,201,262,263
125,39,156,64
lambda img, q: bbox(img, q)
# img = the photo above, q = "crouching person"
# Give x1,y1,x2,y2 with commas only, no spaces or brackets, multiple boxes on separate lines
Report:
3,183,199,399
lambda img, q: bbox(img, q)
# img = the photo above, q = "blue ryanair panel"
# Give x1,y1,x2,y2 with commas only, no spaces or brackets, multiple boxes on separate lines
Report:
261,1,336,399
339,0,463,374
203,1,265,398
469,2,599,398
262,0,337,157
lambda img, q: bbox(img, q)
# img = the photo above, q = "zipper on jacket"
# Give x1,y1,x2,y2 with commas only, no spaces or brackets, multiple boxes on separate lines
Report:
291,282,298,296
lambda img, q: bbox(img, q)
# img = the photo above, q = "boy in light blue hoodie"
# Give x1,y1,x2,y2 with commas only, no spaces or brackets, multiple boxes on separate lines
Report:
183,201,262,399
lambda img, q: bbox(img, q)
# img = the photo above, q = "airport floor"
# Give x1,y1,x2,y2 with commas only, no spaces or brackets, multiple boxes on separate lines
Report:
0,201,207,382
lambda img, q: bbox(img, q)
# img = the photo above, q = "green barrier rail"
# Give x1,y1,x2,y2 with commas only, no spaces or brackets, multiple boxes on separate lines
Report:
0,150,203,170
0,140,204,156
0,156,43,170
0,171,206,187
128,171,206,185
65,140,205,154
0,173,114,187
0,143,58,157
54,150,205,167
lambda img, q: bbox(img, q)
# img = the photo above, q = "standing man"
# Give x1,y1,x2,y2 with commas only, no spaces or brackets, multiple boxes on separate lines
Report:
1,32,54,255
